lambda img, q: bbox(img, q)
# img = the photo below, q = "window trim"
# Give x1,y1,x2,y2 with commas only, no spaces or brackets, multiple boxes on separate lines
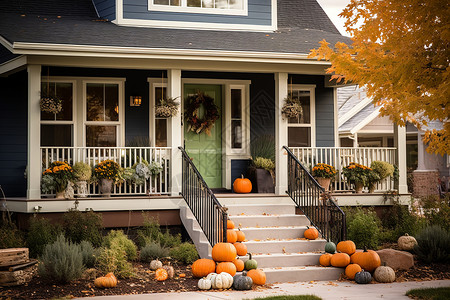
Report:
148,0,249,16
148,78,169,147
226,84,249,155
287,84,316,148
82,79,125,147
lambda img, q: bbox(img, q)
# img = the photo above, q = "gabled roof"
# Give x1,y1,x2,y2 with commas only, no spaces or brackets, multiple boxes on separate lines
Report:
0,0,349,57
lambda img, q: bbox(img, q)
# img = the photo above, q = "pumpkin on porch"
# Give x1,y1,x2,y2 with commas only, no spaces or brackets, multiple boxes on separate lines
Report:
355,269,372,284
216,262,237,276
236,228,246,242
212,243,237,262
191,258,216,278
233,271,253,290
227,220,235,229
350,247,380,273
330,253,350,268
233,175,252,193
227,229,238,244
319,253,333,267
232,258,245,272
336,240,356,255
373,264,396,283
345,264,362,280
247,269,266,285
244,253,258,270
233,242,248,256
304,226,319,240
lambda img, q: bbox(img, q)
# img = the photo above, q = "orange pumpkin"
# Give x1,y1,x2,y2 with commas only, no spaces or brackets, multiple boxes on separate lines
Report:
227,229,238,244
155,268,168,281
247,269,266,285
319,253,333,267
216,262,237,276
212,242,237,262
304,226,319,240
191,258,216,278
336,240,356,255
330,253,351,268
179,273,186,278
350,247,381,272
233,175,252,193
227,220,235,229
94,273,118,288
345,264,362,280
232,258,245,272
236,228,246,242
233,242,248,256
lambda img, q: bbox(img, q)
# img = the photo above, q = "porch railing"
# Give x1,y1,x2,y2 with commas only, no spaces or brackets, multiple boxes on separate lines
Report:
284,146,346,243
179,147,227,246
290,147,397,192
40,147,171,196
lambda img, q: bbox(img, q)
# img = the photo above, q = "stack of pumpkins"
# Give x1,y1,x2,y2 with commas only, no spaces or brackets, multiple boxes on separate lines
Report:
191,219,266,290
319,240,396,284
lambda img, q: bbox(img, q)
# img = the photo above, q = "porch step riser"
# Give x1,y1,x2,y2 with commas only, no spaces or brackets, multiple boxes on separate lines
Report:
217,197,293,206
229,215,309,227
241,254,321,268
241,227,307,240
263,267,343,284
244,240,326,253
225,204,296,216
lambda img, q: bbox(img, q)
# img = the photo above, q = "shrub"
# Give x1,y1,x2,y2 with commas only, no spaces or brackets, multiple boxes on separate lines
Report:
413,225,450,264
72,162,92,182
370,161,394,180
420,195,450,231
80,240,96,268
250,134,275,162
253,157,275,172
136,216,181,249
140,241,169,262
26,217,61,258
38,234,84,283
169,242,199,264
95,247,134,278
0,224,25,249
103,230,137,261
346,207,380,249
63,209,103,247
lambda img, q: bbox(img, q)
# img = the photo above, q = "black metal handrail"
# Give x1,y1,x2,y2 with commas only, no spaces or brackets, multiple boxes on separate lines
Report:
283,146,346,243
179,147,227,246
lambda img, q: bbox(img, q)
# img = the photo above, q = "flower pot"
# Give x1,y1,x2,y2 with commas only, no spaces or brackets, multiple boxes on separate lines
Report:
247,168,274,193
100,178,113,196
316,177,331,191
55,191,65,199
77,180,88,197
354,182,364,194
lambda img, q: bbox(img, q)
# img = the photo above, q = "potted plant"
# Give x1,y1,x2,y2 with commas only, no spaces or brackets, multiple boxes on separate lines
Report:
72,162,92,197
368,161,395,193
311,163,337,192
342,162,372,193
93,160,122,196
155,97,179,118
248,157,275,193
41,161,74,198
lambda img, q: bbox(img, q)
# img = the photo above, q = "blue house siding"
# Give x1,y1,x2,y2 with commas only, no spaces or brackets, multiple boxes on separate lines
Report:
93,0,116,21
122,0,272,26
0,71,28,197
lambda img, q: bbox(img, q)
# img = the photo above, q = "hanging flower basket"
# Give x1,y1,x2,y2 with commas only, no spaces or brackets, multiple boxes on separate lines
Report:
155,97,179,118
281,96,303,119
184,92,220,136
40,96,63,114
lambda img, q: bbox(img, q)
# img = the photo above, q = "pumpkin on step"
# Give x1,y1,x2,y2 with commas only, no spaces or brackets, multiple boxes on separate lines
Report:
373,264,396,283
325,240,336,254
233,175,252,193
244,253,258,270
227,229,238,244
336,240,356,255
232,258,245,272
247,269,266,285
236,228,246,242
233,242,248,256
191,258,216,278
216,262,237,276
345,264,362,280
233,271,253,290
330,253,350,268
212,243,237,262
94,273,117,288
350,247,380,273
304,226,319,240
355,269,372,284
319,253,333,267
227,219,235,229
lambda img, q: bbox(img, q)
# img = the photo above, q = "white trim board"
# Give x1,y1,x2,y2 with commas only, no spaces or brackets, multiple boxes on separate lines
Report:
338,96,373,127
350,108,381,135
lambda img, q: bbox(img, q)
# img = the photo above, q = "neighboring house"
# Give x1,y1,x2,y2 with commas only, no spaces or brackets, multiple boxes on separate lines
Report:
337,85,450,195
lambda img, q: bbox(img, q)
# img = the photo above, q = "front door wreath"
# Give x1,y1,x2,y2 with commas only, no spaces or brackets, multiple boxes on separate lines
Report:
184,92,220,135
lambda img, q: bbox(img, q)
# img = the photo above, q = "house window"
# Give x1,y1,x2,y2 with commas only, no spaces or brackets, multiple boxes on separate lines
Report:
149,0,247,15
231,88,243,149
84,81,124,147
40,81,74,146
287,86,315,147
154,86,168,147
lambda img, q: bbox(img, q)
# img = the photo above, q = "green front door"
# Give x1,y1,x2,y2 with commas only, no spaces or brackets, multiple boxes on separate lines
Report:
184,84,222,188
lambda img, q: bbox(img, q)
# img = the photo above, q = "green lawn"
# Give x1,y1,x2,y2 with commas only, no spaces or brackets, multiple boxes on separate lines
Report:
406,287,450,300
248,295,322,300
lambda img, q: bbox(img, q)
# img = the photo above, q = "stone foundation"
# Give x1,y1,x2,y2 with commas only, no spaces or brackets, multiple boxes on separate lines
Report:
412,170,440,198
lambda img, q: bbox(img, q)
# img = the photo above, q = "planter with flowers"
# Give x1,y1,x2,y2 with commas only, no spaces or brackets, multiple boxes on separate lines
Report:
342,162,372,193
93,160,122,196
41,161,74,198
311,163,337,192
72,162,92,197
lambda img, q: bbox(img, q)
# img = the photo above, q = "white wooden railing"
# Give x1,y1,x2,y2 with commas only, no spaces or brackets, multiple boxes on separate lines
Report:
41,147,171,196
290,147,397,192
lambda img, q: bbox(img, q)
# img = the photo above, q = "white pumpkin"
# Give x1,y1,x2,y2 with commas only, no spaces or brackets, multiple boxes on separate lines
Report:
397,233,418,251
150,259,163,270
374,265,396,283
198,277,212,290
206,272,217,281
219,272,233,289
209,272,233,289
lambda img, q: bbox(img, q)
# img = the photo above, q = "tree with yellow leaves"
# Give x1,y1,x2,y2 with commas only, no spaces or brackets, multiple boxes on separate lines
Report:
310,0,449,155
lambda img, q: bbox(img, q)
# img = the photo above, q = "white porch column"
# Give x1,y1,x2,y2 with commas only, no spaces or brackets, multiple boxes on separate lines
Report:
167,69,182,196
394,124,408,193
416,131,426,170
27,65,42,199
275,72,288,195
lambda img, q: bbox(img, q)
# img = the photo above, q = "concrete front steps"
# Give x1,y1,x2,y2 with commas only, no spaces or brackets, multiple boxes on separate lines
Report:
217,195,343,284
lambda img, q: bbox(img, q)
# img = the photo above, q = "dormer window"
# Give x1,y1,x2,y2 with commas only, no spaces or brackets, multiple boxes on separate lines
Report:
149,0,247,15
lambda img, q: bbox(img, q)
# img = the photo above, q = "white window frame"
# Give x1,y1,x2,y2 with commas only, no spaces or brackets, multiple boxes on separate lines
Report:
287,84,316,148
148,0,248,16
40,78,77,146
82,78,126,147
148,78,169,147
226,84,249,155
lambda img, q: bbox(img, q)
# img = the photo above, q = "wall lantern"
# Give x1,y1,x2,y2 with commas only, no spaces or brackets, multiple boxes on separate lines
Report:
130,96,142,107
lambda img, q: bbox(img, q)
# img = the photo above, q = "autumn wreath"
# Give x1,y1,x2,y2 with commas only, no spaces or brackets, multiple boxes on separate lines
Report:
184,92,220,135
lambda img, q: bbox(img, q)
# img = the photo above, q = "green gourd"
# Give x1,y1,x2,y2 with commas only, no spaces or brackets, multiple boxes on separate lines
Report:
233,271,253,290
355,269,372,284
325,240,336,254
244,253,257,270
